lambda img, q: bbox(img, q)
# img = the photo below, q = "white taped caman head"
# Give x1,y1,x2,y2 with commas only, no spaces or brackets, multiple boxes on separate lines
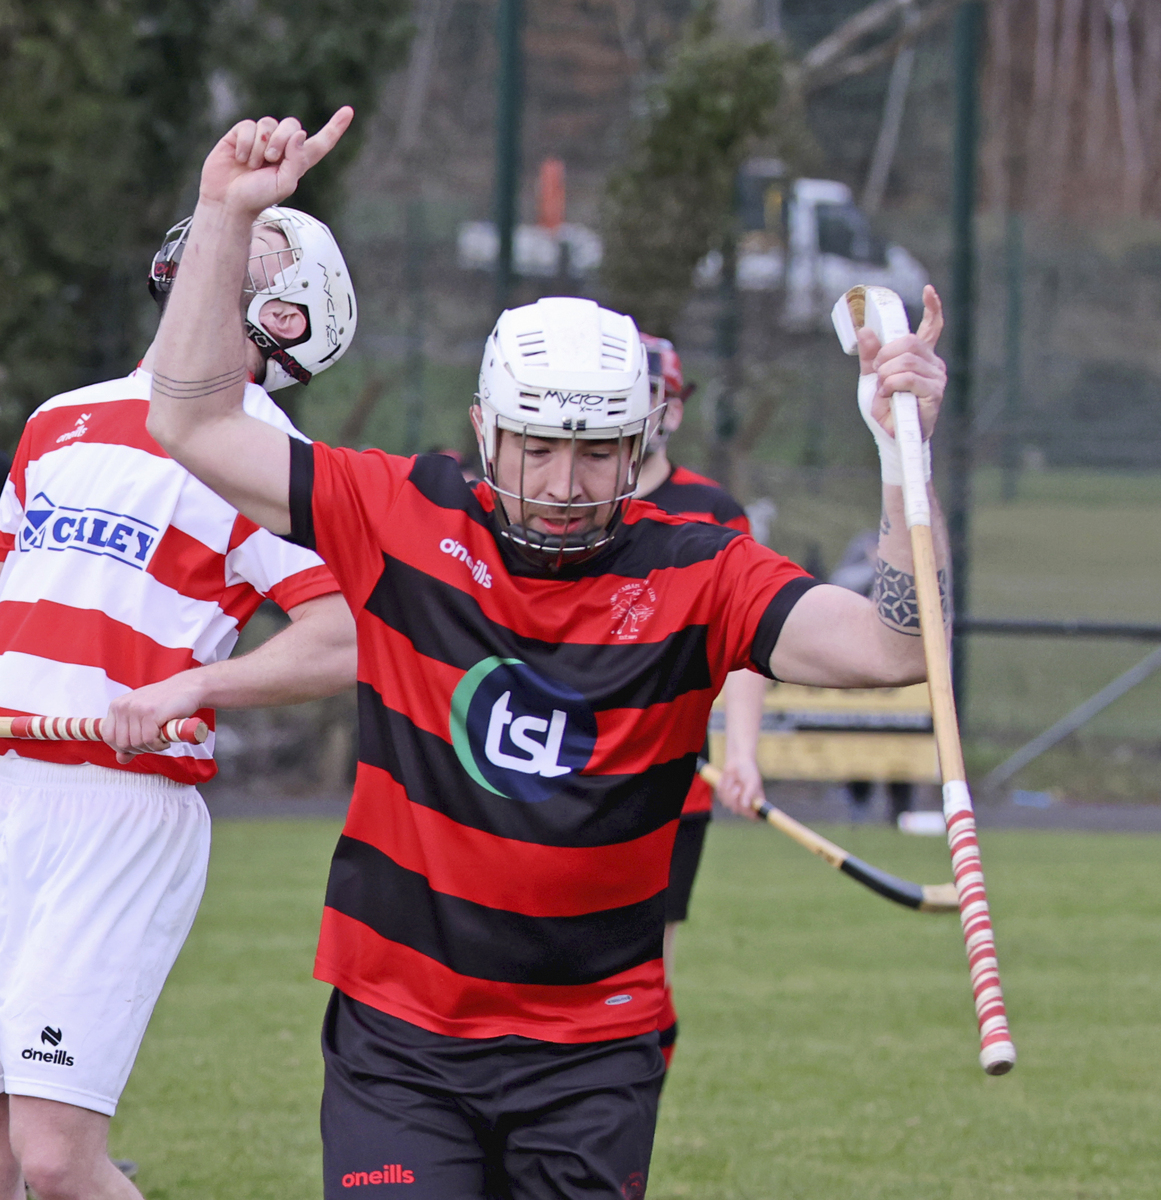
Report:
475,297,658,569
148,206,357,391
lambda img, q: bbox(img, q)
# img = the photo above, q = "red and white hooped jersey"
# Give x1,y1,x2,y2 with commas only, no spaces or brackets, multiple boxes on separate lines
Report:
0,369,338,783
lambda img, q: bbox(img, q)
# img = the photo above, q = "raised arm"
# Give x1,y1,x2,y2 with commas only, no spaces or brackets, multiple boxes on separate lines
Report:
770,286,949,687
146,109,353,534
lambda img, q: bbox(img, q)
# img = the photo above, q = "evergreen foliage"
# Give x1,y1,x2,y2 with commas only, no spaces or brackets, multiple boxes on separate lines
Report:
0,0,411,444
600,5,783,339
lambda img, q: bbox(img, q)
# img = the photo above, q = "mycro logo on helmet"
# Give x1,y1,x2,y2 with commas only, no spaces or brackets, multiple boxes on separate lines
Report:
440,537,493,588
546,390,605,409
19,492,158,570
320,263,341,349
450,657,597,803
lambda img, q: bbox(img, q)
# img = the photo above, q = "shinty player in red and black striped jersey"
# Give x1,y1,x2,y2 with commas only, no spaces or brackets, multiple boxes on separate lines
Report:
636,334,767,1072
147,110,951,1200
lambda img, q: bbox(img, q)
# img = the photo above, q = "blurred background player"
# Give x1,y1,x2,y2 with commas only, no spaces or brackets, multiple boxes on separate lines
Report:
0,207,357,1200
636,334,768,1069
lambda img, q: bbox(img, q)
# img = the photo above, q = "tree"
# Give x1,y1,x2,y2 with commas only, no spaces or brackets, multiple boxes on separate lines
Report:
0,0,411,446
599,5,784,338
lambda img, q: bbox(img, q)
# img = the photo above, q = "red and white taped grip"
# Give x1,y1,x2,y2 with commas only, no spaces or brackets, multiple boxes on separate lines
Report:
2,715,208,745
943,780,1016,1075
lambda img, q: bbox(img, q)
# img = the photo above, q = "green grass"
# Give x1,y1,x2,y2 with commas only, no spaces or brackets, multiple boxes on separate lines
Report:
110,819,1161,1199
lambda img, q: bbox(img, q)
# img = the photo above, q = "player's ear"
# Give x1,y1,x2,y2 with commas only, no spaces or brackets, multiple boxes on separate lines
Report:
258,299,308,342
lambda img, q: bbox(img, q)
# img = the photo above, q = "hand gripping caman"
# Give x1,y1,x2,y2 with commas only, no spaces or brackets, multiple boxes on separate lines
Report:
832,285,1017,1077
697,762,958,913
0,715,208,745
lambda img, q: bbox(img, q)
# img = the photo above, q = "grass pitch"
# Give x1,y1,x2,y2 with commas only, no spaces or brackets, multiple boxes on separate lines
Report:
111,818,1161,1199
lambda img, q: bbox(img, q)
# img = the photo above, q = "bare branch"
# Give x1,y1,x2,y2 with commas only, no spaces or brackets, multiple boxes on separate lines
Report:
799,0,961,94
799,0,914,76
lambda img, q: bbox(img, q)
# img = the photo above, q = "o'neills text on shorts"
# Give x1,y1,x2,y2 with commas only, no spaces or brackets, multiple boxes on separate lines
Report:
342,1165,415,1187
22,1047,75,1067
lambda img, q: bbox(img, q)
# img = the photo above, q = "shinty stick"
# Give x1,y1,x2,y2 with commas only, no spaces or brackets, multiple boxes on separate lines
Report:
832,284,1016,1075
0,715,208,745
697,761,958,914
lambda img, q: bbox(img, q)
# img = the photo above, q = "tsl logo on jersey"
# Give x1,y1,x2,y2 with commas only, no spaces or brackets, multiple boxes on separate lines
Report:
19,492,159,570
450,656,597,802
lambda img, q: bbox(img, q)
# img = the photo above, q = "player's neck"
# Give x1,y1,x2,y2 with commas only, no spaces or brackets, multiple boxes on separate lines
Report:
635,449,672,498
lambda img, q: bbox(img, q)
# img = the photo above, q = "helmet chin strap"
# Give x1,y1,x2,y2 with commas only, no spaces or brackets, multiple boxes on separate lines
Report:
485,425,639,573
244,321,313,386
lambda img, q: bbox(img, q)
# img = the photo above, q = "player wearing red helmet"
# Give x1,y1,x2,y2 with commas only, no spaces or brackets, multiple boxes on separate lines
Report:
636,334,767,1069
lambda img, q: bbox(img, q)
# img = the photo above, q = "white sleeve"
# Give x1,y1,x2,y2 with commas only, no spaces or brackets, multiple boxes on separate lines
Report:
241,382,313,443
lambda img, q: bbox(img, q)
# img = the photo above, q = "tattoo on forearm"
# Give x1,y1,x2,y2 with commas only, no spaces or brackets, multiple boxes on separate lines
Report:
879,511,891,537
152,366,248,400
873,561,950,636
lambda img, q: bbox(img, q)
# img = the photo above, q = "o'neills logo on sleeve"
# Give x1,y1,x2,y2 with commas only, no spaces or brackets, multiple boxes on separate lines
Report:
342,1164,415,1187
439,537,493,588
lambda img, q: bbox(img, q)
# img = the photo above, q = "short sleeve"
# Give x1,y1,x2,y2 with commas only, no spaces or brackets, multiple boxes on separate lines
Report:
709,535,819,680
224,518,339,611
287,439,414,612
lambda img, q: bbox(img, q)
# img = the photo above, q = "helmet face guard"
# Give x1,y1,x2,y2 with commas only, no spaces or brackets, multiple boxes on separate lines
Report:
474,298,657,572
483,415,655,572
148,206,356,391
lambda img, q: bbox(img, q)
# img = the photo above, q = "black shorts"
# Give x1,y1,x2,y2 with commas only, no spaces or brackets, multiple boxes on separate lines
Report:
320,990,665,1200
665,814,710,923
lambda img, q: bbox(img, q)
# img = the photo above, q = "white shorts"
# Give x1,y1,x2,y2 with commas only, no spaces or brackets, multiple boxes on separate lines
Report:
0,756,210,1116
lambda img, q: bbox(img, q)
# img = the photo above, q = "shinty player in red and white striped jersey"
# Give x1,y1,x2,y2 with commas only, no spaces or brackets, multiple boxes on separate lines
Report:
148,110,950,1200
635,333,767,1071
0,211,357,1200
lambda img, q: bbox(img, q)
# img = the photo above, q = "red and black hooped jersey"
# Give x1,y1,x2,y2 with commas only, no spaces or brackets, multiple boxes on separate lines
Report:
643,464,750,533
642,464,752,816
289,444,816,1044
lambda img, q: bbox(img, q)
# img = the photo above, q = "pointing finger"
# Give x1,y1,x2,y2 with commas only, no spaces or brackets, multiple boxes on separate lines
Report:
299,106,355,170
916,284,944,347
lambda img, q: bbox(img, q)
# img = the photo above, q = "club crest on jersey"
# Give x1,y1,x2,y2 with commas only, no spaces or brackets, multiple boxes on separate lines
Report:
450,656,597,802
610,582,656,642
18,492,159,570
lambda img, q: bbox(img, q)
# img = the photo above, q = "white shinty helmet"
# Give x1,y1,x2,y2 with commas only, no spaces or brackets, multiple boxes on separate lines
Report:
148,205,357,391
476,296,658,567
